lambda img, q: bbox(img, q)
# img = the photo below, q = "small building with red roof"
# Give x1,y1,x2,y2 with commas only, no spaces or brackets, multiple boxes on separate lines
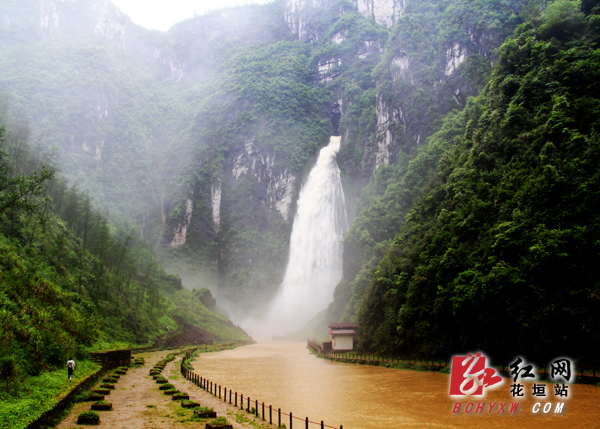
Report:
328,323,358,351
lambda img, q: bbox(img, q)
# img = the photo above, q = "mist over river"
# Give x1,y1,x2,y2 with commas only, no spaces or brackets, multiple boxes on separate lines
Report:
195,342,600,429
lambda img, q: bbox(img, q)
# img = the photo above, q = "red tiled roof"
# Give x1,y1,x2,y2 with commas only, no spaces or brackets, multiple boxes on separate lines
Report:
329,329,357,335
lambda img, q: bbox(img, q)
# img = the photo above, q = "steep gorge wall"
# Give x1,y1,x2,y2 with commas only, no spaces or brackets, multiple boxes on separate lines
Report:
0,0,529,328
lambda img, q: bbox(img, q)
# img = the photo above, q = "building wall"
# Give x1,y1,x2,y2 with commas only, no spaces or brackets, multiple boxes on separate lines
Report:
333,335,353,350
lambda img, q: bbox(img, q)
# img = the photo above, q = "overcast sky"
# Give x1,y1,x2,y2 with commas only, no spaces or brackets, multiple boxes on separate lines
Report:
111,0,272,31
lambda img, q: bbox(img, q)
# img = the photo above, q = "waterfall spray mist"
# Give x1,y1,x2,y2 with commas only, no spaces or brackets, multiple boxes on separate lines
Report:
263,135,348,337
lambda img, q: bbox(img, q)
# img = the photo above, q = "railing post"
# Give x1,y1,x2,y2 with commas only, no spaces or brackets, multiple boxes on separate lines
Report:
321,421,324,429
235,392,238,407
290,411,293,429
247,396,250,412
262,402,265,420
255,399,258,416
241,394,243,408
278,408,281,427
270,405,272,424
219,385,221,398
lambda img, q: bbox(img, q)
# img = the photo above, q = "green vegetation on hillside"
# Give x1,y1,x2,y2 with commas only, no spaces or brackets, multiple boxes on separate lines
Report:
173,38,333,310
357,0,600,362
315,0,529,335
0,111,249,386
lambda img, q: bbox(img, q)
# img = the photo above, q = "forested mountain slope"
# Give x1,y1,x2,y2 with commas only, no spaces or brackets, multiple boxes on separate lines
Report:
1,0,598,352
356,0,600,361
0,117,249,383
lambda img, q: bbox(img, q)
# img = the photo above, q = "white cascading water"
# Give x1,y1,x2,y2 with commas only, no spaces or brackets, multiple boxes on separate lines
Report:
267,135,348,336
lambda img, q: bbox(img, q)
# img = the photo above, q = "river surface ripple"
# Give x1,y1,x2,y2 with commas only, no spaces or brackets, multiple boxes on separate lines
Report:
194,341,600,429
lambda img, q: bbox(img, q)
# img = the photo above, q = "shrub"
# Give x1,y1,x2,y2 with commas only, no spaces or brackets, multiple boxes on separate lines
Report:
412,363,434,372
87,394,105,401
439,366,451,375
390,362,412,370
196,406,215,413
207,416,231,427
77,410,100,425
159,383,175,390
0,355,18,382
181,399,200,408
91,401,112,411
172,392,189,400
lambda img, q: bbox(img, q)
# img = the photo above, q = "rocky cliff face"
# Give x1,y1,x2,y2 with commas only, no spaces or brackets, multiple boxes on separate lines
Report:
355,0,404,27
0,0,528,324
35,0,136,48
284,0,402,41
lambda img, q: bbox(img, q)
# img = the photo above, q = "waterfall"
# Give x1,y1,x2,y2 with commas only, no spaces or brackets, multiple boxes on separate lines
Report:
268,135,348,335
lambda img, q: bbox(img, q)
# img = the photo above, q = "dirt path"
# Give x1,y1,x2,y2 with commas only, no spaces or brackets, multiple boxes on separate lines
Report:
55,350,274,429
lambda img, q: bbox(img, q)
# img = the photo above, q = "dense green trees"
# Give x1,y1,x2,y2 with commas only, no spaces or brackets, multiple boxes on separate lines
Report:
0,112,249,385
357,1,600,362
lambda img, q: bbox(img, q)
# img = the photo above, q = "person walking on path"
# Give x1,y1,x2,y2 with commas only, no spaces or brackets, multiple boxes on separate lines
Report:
67,358,75,381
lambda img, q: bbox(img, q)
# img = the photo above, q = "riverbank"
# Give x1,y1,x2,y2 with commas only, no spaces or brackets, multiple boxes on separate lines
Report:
307,343,600,386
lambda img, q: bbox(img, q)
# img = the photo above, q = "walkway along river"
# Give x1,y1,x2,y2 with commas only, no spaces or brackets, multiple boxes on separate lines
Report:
188,341,600,429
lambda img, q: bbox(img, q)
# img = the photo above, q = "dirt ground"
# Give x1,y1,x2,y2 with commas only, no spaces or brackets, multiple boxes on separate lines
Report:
55,350,277,429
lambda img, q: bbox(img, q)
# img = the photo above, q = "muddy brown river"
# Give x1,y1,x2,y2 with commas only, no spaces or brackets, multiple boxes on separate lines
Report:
192,341,600,429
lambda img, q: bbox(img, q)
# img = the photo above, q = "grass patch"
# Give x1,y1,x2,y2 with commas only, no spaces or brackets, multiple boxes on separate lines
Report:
0,360,99,429
235,412,270,428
